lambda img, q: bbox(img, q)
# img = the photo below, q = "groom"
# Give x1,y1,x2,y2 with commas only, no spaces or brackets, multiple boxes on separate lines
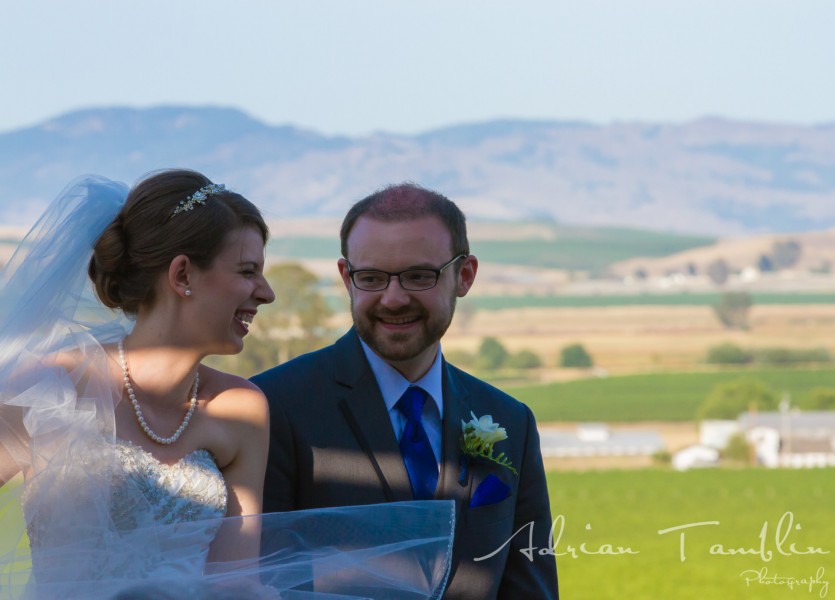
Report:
252,183,558,599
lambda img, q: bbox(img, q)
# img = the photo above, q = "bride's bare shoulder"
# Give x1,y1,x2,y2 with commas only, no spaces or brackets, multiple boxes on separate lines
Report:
199,366,268,422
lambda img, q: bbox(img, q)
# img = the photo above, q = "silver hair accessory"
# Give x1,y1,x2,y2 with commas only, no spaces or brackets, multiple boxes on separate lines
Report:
171,183,226,217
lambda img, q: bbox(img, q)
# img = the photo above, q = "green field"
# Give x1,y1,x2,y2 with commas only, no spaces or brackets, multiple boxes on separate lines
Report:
508,368,835,423
0,480,27,592
266,224,714,274
468,292,835,311
469,226,713,274
549,468,835,599
4,467,833,599
267,236,341,260
6,469,831,599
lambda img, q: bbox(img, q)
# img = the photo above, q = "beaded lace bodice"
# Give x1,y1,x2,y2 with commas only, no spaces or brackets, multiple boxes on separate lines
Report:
109,439,228,530
23,439,228,585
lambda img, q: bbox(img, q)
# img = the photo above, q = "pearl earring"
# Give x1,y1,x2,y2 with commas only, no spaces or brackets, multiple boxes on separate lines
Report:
184,289,192,296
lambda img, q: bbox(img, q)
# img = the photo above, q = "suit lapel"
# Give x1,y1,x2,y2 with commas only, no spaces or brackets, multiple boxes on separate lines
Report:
335,330,414,503
436,360,473,510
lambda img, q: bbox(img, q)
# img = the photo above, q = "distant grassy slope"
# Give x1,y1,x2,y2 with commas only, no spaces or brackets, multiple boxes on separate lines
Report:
267,237,340,259
266,223,715,273
469,225,714,273
507,368,835,423
469,292,835,310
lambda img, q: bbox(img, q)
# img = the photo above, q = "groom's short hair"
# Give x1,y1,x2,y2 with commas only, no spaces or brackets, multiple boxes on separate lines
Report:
339,183,470,259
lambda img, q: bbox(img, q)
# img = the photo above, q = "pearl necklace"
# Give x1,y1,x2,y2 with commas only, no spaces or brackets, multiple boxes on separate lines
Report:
118,339,199,445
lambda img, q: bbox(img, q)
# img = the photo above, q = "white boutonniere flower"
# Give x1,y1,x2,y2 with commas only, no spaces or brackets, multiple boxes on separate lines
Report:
459,412,518,484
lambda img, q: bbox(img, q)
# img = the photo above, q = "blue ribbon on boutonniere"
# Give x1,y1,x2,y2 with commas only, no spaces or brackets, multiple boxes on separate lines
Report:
458,412,518,487
470,474,511,508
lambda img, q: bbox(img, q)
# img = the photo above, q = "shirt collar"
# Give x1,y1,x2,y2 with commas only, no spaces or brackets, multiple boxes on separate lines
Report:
360,340,444,418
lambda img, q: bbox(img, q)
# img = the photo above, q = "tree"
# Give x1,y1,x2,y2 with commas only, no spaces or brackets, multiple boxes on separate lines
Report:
652,450,672,465
712,291,753,330
560,343,593,368
697,378,778,420
444,349,476,368
477,337,509,370
757,254,774,272
752,347,830,366
206,262,335,376
506,349,543,370
705,342,751,365
722,432,752,463
706,259,730,286
810,387,835,410
772,240,802,269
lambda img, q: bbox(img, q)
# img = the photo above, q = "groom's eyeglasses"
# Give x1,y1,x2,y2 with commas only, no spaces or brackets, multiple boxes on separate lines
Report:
347,255,467,292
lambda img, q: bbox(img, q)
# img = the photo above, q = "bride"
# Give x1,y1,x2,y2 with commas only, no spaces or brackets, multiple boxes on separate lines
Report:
0,171,453,599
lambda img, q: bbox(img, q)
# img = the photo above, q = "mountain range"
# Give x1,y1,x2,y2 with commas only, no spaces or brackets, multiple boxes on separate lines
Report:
1,106,834,235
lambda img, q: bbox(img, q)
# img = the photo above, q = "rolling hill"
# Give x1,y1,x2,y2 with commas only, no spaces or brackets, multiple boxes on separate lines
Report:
1,107,834,235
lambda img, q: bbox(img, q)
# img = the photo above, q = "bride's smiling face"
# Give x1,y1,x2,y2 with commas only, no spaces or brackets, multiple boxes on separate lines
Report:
188,226,275,354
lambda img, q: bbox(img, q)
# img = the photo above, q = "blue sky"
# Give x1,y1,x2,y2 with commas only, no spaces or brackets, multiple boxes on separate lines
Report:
2,0,833,136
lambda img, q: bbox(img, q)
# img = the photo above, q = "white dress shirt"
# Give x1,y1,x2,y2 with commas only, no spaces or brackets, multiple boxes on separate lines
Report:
360,340,444,466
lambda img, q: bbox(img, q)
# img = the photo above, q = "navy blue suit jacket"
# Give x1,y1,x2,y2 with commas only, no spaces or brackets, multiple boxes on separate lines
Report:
252,329,558,599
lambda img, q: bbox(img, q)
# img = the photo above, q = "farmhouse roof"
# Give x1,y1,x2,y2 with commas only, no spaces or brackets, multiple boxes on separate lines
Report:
540,428,664,457
739,411,835,436
781,438,834,454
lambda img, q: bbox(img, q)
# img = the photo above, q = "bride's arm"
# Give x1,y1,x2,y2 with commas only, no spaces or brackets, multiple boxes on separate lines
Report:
1,327,112,487
209,383,270,563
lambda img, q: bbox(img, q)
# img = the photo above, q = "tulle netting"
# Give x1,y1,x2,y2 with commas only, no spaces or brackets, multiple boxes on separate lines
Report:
0,177,454,599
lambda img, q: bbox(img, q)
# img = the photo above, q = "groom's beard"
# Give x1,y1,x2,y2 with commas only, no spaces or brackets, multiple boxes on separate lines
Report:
351,295,457,363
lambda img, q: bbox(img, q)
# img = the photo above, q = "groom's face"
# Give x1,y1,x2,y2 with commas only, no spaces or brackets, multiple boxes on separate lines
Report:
339,215,476,378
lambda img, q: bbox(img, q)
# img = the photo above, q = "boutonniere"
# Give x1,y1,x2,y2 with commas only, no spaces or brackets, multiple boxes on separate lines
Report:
458,412,518,486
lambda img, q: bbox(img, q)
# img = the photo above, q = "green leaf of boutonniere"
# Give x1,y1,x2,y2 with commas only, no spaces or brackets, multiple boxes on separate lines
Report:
459,412,518,476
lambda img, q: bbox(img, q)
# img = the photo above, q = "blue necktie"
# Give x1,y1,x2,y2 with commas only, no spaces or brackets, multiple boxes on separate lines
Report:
396,386,438,500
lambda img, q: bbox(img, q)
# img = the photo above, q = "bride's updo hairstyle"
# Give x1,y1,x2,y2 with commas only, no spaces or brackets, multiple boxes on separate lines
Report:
88,169,269,315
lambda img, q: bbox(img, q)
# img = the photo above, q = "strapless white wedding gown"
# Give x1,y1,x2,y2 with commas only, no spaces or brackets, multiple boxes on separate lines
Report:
15,435,455,600
22,440,231,598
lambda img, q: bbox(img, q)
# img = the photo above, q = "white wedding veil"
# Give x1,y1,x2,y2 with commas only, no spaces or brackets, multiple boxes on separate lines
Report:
0,176,454,599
